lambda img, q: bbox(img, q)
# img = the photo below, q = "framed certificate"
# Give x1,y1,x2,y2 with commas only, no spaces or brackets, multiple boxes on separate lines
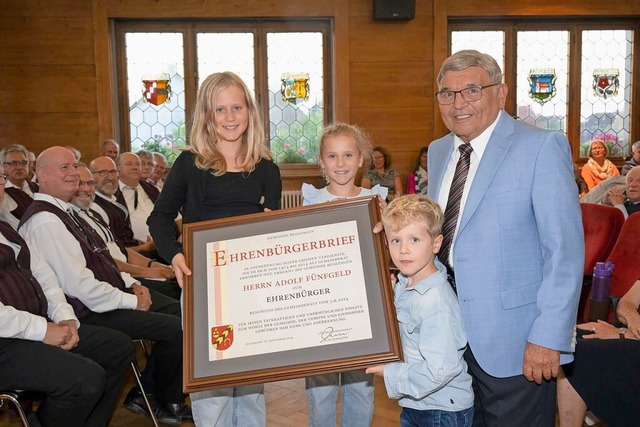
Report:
182,196,402,392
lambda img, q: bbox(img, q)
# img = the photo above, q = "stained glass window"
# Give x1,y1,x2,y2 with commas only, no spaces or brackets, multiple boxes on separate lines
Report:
125,33,185,163
516,31,569,132
580,30,632,157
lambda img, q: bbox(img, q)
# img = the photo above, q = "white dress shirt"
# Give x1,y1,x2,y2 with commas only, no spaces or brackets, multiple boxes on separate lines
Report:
5,180,35,197
19,193,138,313
119,181,154,243
1,226,79,341
436,114,500,265
0,197,20,229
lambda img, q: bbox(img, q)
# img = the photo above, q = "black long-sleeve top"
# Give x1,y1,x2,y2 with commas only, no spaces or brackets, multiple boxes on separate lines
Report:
147,150,282,263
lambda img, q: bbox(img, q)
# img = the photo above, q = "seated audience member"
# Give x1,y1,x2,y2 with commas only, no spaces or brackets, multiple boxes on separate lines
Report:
621,140,640,176
116,152,160,243
0,162,133,427
0,144,39,226
574,163,588,198
19,146,191,425
136,149,158,191
581,139,620,190
89,156,154,252
607,165,640,219
71,164,180,300
362,145,403,201
579,175,626,205
406,146,429,196
101,139,120,160
557,279,640,427
149,152,168,189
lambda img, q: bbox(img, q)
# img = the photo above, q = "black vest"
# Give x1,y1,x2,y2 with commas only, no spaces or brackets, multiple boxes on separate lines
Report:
20,201,128,319
0,220,49,320
93,193,139,247
4,187,34,220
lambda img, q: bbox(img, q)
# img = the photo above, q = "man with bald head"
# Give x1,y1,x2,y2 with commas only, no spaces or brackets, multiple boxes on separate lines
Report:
71,164,180,300
116,152,160,244
89,156,140,248
101,139,120,160
19,146,191,424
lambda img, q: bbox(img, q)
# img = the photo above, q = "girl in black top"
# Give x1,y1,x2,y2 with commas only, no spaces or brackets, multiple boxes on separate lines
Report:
148,72,281,427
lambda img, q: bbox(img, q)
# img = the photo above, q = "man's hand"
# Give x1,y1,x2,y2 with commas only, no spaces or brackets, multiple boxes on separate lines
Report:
607,185,626,206
57,319,80,350
522,342,560,384
42,322,72,348
172,253,192,288
365,365,385,376
131,283,152,311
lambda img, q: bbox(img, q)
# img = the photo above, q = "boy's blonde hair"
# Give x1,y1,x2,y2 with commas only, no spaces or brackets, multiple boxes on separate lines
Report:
188,71,273,176
319,123,373,169
382,194,444,240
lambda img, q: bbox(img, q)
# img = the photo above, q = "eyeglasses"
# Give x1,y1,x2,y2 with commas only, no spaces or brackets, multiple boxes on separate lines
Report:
0,174,7,184
435,83,501,105
91,169,118,178
2,160,29,167
78,180,96,187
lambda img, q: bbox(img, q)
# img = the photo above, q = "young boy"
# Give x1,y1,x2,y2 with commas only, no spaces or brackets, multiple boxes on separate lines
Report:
366,194,474,427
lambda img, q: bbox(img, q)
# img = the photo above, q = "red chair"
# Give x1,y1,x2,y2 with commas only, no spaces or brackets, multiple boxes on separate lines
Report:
577,204,625,322
583,212,640,322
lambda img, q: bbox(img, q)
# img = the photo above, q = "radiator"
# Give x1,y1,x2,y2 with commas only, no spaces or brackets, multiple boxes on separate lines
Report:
280,190,303,209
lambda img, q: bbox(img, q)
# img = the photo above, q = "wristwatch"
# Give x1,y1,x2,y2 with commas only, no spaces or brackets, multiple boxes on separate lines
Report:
618,327,627,339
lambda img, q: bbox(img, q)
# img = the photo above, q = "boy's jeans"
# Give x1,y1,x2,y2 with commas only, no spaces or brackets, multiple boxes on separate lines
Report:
306,370,374,427
400,406,473,427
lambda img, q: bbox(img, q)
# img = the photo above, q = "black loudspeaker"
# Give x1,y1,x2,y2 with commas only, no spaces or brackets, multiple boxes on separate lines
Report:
373,0,415,21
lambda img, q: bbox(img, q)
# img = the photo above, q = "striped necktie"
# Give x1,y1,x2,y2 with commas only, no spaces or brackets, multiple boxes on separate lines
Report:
439,143,474,272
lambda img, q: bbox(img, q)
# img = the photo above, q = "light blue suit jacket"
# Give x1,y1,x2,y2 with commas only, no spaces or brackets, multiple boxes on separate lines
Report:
427,111,584,378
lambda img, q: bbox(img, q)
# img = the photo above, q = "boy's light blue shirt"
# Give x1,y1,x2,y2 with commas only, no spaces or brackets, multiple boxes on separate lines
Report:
384,259,474,411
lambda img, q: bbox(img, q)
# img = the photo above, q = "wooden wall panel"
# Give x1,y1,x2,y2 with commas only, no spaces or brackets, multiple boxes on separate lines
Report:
105,0,335,18
350,62,431,109
349,16,432,63
0,66,97,113
0,18,94,65
0,113,99,158
3,0,91,17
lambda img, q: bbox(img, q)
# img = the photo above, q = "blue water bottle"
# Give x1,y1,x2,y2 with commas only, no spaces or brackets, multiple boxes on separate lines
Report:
588,261,614,321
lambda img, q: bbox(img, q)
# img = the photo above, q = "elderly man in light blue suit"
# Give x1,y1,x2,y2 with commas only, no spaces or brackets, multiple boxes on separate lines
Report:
428,50,584,426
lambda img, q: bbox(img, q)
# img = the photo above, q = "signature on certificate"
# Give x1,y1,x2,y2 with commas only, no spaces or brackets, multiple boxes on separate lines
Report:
320,326,352,343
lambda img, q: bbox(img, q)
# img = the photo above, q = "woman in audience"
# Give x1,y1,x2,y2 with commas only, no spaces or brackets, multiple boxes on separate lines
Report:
557,279,640,427
362,145,403,200
406,146,429,196
581,139,620,190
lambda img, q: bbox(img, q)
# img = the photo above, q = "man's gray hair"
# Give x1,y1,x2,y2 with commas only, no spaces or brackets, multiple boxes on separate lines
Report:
0,144,29,163
632,140,640,152
437,49,503,90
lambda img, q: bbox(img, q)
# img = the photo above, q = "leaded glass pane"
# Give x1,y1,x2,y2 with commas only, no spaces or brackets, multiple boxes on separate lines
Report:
451,31,505,78
580,30,633,157
267,32,323,165
516,31,569,132
196,33,255,93
125,33,185,163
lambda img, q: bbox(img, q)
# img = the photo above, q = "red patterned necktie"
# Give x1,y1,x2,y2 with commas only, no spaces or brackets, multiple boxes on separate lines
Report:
439,143,474,270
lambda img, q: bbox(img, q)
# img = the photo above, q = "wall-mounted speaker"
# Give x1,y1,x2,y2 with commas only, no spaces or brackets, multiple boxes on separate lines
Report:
373,0,415,21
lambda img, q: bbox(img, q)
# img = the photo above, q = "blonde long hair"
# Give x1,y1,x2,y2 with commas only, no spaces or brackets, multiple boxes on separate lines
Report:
188,72,272,175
